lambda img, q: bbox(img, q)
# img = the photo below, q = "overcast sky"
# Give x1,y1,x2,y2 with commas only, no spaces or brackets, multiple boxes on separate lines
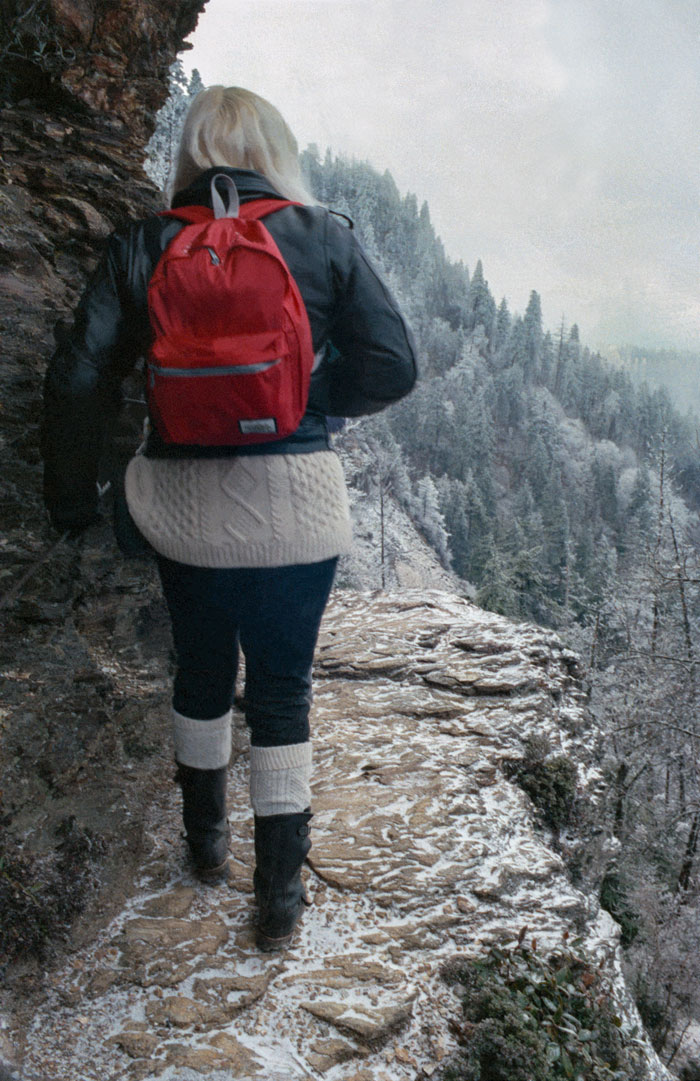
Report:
184,0,699,352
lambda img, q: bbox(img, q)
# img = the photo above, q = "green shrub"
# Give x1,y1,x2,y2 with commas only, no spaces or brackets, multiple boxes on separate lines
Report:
628,972,672,1053
440,935,648,1081
503,738,577,830
599,871,639,947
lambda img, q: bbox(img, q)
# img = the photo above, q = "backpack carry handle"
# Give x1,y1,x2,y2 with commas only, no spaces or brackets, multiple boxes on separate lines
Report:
211,174,240,219
160,181,302,230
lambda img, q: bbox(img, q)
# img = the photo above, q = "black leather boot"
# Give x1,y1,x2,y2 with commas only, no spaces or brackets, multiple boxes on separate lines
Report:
253,810,312,951
176,763,229,879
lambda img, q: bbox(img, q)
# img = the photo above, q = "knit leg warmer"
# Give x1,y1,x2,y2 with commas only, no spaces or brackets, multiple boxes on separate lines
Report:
173,709,232,770
249,742,312,817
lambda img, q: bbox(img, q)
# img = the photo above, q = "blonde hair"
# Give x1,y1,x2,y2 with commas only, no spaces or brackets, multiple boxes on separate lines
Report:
171,86,315,205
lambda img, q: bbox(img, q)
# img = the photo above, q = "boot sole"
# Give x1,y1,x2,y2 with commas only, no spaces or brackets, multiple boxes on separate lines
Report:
256,927,296,952
193,857,229,882
255,895,310,951
184,828,230,882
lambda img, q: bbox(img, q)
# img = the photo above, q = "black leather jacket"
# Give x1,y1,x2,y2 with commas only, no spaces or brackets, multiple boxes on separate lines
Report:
42,167,417,531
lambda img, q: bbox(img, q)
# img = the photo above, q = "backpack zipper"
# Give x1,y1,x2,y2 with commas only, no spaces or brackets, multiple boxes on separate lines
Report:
148,358,281,386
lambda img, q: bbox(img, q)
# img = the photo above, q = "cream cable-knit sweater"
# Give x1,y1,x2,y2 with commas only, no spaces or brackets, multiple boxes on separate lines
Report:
124,450,352,568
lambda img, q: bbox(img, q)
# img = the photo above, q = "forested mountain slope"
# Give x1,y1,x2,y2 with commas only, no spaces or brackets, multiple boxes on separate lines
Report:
301,147,699,635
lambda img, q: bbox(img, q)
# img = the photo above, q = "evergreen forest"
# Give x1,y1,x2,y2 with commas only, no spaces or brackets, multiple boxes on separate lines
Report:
146,73,700,1074
614,344,700,419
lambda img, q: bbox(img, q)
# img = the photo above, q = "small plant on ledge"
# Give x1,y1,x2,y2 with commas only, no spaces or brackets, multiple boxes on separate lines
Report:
502,734,578,832
440,930,649,1081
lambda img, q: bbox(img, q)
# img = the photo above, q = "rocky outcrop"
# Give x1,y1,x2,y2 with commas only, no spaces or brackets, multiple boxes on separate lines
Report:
0,0,207,540
3,591,674,1080
2,1,203,136
0,0,206,1014
0,0,205,439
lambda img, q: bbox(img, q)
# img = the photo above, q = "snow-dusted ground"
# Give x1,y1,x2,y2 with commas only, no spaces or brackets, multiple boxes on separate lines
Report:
6,590,674,1080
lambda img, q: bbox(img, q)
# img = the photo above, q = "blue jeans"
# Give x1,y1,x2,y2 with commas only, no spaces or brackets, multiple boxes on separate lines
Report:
157,556,338,747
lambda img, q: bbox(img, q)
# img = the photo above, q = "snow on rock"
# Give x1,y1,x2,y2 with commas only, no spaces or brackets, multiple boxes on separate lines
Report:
337,484,461,594
10,590,673,1080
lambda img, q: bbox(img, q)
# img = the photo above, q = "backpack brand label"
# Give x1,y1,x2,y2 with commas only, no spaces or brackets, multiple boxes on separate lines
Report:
239,418,278,434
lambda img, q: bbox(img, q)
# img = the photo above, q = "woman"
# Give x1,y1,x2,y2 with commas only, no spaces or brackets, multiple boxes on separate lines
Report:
42,86,417,950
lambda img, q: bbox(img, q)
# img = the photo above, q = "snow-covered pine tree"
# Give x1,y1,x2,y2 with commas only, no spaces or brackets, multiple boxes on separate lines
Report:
144,62,205,193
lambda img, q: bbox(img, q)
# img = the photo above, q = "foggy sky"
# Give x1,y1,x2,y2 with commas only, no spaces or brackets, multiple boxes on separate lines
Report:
185,0,699,351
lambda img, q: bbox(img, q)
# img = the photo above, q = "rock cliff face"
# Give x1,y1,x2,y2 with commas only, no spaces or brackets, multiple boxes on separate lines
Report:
0,0,205,1030
2,0,203,134
0,0,205,535
0,0,203,419
3,591,674,1080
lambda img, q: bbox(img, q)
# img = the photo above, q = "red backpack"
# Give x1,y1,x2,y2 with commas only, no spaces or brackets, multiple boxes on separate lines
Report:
147,174,314,446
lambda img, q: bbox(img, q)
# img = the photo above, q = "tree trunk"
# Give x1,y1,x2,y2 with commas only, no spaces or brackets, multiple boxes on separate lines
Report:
677,810,700,892
589,611,600,669
650,434,666,660
614,761,628,837
667,502,695,689
553,319,566,397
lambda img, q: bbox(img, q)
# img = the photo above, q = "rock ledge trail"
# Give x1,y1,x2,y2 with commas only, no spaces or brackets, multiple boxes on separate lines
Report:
7,589,666,1081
